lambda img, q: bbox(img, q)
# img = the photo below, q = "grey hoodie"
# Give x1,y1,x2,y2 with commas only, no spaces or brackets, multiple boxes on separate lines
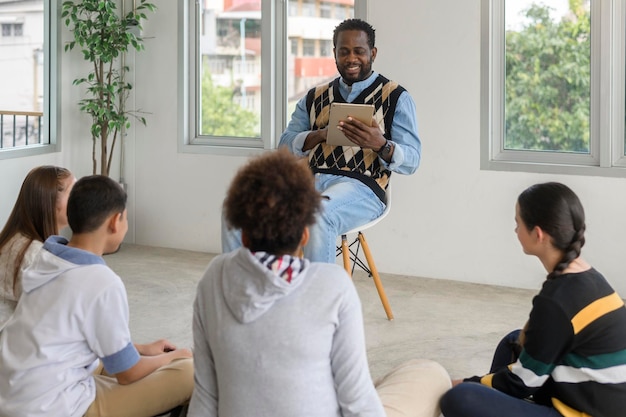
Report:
188,247,384,417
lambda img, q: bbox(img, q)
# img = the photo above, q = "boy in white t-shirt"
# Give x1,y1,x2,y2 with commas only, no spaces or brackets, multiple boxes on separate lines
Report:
0,175,193,417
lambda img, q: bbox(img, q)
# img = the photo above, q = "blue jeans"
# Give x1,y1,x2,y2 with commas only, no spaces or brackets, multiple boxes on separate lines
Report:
440,383,562,417
221,173,386,263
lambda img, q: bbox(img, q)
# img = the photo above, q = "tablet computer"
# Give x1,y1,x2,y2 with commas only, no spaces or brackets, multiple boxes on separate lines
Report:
326,102,374,146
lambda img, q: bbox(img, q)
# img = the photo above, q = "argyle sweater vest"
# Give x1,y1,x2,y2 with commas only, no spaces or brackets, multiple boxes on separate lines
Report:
305,75,405,203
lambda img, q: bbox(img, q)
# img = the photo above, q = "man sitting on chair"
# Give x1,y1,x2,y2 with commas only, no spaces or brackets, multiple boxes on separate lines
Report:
222,18,421,263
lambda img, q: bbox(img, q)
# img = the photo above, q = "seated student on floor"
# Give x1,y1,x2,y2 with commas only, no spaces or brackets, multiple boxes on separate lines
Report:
0,175,193,417
440,182,626,417
0,165,75,327
188,148,451,417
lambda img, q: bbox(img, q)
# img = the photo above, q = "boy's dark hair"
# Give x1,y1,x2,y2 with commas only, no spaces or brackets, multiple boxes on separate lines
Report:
67,175,127,234
223,148,322,255
517,182,586,279
333,18,375,49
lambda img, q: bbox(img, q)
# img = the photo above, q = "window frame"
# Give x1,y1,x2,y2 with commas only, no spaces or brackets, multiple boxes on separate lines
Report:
0,0,59,160
179,0,367,156
480,0,626,177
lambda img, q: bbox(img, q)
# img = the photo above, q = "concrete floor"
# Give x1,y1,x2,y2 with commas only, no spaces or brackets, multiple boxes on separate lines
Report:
105,244,535,382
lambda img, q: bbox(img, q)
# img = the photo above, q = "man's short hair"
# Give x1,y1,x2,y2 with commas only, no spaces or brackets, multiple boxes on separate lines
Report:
67,175,127,234
333,18,376,49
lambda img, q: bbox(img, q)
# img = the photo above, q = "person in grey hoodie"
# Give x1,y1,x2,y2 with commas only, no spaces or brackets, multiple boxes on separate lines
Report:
189,148,451,417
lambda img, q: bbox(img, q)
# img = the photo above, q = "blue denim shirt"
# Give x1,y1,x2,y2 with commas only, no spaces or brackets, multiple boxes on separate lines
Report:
279,71,421,175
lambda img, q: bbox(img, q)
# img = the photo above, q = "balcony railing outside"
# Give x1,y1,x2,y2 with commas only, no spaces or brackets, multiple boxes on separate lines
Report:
0,110,46,149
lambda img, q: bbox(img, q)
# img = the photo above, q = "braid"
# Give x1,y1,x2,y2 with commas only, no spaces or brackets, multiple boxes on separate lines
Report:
549,225,586,279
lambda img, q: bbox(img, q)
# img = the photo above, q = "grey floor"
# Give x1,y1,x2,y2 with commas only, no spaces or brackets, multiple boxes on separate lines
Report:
105,244,535,381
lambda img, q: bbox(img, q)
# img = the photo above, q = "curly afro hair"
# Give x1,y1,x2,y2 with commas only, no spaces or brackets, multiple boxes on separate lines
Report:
223,148,322,255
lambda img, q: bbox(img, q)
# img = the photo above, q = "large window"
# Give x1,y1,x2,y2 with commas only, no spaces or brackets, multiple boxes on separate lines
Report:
183,0,362,153
482,0,626,176
0,0,57,158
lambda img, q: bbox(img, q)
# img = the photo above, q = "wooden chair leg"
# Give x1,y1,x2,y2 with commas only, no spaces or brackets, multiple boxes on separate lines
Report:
341,234,352,278
358,232,394,321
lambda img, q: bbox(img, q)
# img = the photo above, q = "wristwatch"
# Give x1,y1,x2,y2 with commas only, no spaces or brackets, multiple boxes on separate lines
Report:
376,140,393,158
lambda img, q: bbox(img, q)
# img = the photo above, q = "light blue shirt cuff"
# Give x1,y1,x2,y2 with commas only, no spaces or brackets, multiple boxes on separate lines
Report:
101,342,140,374
292,131,311,156
386,142,406,171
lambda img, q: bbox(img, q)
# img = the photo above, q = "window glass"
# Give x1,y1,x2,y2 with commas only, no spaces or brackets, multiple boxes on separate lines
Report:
504,0,591,153
320,39,332,56
302,0,316,17
320,2,332,18
0,1,47,149
335,4,351,20
290,38,298,56
302,39,315,56
286,0,354,117
188,0,362,148
288,0,298,16
197,1,261,138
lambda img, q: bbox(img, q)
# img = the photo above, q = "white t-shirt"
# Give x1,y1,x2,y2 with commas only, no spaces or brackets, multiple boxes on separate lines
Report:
0,236,140,417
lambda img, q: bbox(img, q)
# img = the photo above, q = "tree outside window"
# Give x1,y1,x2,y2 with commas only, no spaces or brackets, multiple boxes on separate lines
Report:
504,2,591,153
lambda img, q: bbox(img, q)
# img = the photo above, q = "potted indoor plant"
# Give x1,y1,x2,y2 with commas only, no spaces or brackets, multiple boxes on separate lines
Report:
62,0,156,176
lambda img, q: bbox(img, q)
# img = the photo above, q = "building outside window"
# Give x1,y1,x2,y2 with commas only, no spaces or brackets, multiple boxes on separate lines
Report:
290,37,298,56
187,0,358,150
320,2,332,18
0,0,54,156
301,0,316,17
288,0,298,16
302,38,315,56
335,3,351,20
320,39,332,56
13,22,23,36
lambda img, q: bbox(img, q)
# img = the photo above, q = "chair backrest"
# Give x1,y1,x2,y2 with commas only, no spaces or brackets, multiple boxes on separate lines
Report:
344,185,392,235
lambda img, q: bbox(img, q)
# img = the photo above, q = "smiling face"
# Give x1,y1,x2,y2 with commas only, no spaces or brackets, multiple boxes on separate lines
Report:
334,29,376,85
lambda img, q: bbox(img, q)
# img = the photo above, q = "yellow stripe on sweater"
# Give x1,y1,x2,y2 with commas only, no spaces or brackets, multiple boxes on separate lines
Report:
480,373,494,387
552,398,591,417
571,292,624,335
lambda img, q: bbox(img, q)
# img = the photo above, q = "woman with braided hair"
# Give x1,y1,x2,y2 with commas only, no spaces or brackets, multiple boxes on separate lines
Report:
440,182,626,417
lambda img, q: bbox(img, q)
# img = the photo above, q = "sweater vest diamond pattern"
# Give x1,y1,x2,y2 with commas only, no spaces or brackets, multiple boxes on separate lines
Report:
305,75,405,203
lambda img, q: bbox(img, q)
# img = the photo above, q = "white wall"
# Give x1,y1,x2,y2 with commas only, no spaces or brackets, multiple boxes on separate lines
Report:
1,0,625,296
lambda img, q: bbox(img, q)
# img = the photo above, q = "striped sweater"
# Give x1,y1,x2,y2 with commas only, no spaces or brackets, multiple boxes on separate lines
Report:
467,268,626,417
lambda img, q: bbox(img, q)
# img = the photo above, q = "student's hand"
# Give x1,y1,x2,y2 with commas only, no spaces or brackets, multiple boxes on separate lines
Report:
168,347,193,360
116,347,193,385
135,339,178,356
338,117,386,150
